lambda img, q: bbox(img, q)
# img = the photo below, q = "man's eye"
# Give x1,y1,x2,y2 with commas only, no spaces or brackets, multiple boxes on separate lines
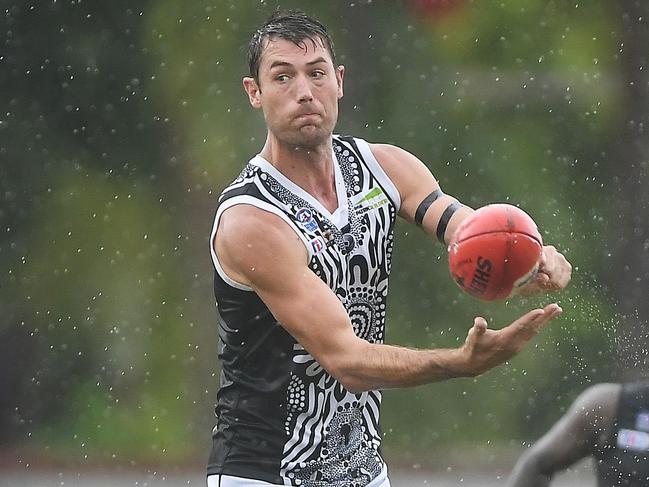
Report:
276,74,290,82
311,71,325,78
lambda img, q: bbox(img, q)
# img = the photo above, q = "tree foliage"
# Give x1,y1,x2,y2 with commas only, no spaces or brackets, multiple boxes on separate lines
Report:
2,0,643,468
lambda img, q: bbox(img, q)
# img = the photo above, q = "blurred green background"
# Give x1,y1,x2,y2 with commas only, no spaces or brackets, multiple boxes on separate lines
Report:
2,0,649,476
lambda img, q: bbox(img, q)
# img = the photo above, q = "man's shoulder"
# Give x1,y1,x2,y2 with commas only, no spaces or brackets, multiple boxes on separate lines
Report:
217,162,264,202
225,161,261,187
216,203,306,261
219,203,289,235
215,202,309,285
332,135,405,164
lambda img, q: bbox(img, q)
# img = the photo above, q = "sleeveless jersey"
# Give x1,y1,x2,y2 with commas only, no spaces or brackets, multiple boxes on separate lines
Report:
594,382,649,486
207,135,400,486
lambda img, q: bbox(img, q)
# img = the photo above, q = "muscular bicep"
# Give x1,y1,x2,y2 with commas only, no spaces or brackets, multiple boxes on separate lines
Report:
214,205,365,379
370,143,473,244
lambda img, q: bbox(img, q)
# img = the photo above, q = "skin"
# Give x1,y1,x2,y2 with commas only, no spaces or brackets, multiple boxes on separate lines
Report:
507,383,621,487
216,36,572,393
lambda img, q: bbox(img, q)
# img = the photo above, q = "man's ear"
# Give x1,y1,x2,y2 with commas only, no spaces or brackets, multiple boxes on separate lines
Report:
243,77,262,108
336,65,345,99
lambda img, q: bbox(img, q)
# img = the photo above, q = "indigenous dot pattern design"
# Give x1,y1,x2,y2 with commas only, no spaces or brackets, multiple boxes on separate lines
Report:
290,402,383,486
216,135,398,486
285,374,307,435
257,165,364,258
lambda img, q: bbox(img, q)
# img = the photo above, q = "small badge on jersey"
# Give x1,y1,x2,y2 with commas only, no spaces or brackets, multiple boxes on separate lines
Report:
636,411,649,432
309,236,327,254
617,428,649,452
295,207,319,232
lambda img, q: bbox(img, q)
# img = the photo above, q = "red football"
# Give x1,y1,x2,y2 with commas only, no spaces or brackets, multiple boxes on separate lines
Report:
448,204,543,301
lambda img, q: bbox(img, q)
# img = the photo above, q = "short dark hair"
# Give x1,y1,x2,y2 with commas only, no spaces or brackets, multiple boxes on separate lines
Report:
247,10,336,84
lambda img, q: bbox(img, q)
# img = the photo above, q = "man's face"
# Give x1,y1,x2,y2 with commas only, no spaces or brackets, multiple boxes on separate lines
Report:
243,37,344,148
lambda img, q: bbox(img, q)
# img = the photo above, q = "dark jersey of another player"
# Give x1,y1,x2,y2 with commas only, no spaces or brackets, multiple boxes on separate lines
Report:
508,382,649,487
594,382,649,486
207,135,400,486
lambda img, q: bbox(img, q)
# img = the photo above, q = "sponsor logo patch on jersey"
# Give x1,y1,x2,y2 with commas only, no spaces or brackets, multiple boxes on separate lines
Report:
352,187,389,215
636,411,649,432
295,207,319,232
617,428,649,452
309,236,326,254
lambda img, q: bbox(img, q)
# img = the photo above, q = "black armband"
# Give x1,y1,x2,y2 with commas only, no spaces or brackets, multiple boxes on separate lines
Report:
415,189,443,226
436,202,462,243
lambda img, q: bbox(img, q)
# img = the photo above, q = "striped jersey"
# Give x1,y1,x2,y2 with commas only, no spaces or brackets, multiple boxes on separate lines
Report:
207,135,400,486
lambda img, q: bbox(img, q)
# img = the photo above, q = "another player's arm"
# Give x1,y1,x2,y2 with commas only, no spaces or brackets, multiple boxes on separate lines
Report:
370,143,572,292
215,205,561,393
507,383,620,487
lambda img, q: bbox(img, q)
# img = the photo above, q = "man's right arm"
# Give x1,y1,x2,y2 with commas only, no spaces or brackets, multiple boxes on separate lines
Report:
507,383,621,487
215,204,562,393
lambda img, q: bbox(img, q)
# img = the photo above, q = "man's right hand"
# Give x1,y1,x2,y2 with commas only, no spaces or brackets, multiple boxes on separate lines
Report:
457,304,563,377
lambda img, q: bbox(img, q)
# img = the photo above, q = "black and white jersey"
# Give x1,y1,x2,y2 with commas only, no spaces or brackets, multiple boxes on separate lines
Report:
595,382,649,486
207,135,400,486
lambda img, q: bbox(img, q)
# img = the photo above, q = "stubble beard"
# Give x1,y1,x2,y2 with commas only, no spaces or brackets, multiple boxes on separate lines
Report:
292,127,329,149
276,120,334,151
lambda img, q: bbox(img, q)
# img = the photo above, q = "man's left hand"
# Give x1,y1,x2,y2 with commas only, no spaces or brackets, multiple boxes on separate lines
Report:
518,245,572,295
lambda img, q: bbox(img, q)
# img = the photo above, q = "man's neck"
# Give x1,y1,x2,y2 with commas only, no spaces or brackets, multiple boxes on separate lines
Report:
260,135,338,213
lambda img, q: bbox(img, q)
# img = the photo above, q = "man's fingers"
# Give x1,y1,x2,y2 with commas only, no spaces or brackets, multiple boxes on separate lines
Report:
466,317,488,343
538,246,572,290
464,317,487,353
556,258,572,287
511,304,562,334
517,307,546,323
473,317,488,334
516,247,571,295
527,304,562,331
531,271,564,292
515,272,552,296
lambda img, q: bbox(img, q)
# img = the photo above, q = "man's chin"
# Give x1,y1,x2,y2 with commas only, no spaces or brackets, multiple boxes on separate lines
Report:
287,127,330,148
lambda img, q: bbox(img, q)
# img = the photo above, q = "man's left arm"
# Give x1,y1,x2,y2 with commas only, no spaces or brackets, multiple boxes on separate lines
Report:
369,143,471,244
369,143,571,293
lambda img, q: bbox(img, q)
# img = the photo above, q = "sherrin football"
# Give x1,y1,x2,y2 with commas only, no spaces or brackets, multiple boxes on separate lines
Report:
448,204,543,301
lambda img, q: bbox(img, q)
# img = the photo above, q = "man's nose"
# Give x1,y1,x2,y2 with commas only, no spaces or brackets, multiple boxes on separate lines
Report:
294,74,314,103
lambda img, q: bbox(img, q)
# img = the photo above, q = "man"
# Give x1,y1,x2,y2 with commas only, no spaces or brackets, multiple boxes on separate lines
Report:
208,10,571,487
508,382,649,487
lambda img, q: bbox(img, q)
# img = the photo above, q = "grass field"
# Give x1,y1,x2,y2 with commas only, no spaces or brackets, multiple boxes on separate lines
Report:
0,461,596,487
